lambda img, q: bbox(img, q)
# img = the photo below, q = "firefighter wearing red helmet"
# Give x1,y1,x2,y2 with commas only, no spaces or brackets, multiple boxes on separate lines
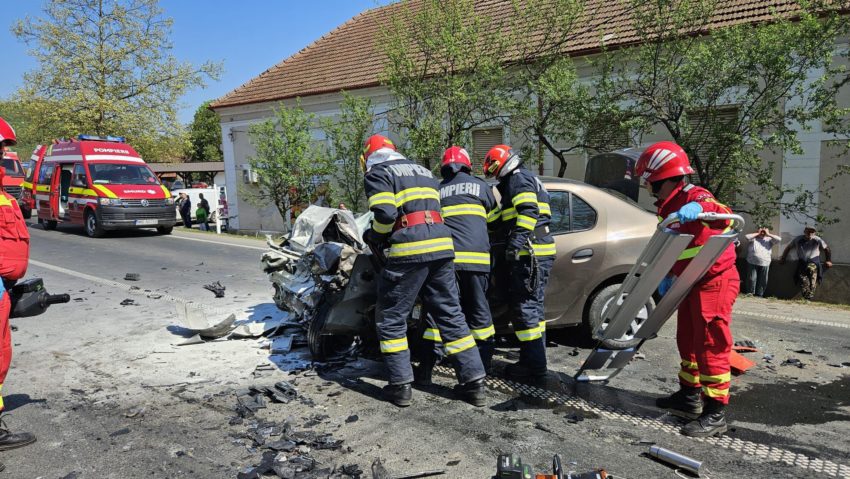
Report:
361,135,487,407
636,140,739,437
415,147,499,385
484,144,555,382
0,117,37,452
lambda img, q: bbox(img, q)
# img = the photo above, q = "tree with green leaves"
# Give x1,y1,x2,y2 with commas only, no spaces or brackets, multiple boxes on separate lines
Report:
188,101,223,162
380,0,511,168
244,102,333,228
598,0,849,225
13,0,221,162
321,92,375,211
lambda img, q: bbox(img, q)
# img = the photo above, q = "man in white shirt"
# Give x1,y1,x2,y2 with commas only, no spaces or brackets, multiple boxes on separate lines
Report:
743,227,781,297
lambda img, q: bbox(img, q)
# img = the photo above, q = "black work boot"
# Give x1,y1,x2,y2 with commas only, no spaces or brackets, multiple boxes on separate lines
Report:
656,386,703,420
477,340,495,376
382,383,412,407
504,362,547,384
454,378,487,407
682,398,727,437
0,419,36,451
414,355,438,387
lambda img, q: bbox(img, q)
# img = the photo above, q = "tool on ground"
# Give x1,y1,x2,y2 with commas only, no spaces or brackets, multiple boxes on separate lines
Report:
575,212,744,382
497,454,607,479
8,278,70,318
388,470,446,479
647,445,702,477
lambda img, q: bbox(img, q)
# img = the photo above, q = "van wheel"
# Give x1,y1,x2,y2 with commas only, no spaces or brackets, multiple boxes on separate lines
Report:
43,219,57,230
584,283,654,350
85,211,105,238
157,226,173,235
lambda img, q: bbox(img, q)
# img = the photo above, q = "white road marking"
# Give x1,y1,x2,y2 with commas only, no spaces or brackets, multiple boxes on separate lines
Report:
166,233,268,251
734,309,850,330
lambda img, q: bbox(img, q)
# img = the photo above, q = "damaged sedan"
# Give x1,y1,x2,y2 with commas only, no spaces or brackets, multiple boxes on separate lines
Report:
263,178,656,361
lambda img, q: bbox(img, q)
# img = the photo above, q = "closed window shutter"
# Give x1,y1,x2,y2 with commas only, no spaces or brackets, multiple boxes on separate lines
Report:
686,106,739,192
586,125,630,155
472,127,504,173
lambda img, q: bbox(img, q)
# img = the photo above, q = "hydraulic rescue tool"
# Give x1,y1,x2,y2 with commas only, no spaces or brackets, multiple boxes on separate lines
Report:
8,278,70,318
495,454,607,479
575,212,744,382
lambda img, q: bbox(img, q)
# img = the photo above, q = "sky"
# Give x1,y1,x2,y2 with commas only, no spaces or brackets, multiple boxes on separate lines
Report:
2,0,387,124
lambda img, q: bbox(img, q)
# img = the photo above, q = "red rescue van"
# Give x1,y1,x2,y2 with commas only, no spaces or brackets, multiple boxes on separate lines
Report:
1,151,25,205
34,135,176,237
19,145,46,219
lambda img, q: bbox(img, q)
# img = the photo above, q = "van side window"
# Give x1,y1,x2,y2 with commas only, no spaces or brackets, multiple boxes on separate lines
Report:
39,163,53,183
24,161,36,182
72,164,88,187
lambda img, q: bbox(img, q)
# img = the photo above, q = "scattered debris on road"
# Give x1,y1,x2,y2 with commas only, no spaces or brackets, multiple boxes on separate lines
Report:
203,281,226,298
781,357,805,368
120,298,136,306
124,273,140,281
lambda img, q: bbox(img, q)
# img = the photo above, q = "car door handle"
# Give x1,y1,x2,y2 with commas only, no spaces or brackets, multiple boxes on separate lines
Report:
572,249,593,263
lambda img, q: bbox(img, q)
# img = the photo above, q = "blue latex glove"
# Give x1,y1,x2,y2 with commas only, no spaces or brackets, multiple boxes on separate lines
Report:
677,202,703,223
658,275,675,296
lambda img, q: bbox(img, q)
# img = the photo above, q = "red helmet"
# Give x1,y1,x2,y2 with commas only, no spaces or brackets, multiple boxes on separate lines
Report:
0,117,16,147
360,134,395,171
636,141,694,183
440,146,471,174
483,144,520,178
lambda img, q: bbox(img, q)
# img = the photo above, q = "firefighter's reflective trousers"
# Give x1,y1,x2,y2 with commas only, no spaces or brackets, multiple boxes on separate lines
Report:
508,255,554,373
376,258,485,385
676,267,739,405
421,271,495,370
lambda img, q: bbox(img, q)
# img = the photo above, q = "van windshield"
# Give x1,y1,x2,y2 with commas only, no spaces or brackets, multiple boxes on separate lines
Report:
89,163,160,185
2,158,24,177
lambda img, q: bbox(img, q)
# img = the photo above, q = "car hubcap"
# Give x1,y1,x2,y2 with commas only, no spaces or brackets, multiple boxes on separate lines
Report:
87,216,96,234
598,294,649,341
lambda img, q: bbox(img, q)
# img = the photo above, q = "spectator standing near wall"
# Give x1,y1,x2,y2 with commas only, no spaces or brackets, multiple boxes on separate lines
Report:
780,226,833,300
743,227,781,297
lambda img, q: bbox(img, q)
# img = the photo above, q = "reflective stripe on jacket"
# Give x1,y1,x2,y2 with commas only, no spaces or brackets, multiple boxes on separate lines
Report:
365,157,455,263
492,167,555,255
439,171,497,272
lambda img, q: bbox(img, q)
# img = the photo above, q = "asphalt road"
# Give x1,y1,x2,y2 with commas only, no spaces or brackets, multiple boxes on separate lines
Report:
3,221,849,478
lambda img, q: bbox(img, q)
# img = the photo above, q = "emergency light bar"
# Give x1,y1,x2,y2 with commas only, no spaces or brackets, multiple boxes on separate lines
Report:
77,134,126,143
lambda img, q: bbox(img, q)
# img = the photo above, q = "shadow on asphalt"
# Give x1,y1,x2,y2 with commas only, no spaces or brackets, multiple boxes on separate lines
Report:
3,393,47,412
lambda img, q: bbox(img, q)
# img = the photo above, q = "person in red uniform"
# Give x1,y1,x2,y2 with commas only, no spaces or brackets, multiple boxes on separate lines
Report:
635,141,739,438
0,117,37,455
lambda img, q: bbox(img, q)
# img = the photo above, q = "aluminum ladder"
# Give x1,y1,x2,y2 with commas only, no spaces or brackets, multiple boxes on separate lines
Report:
575,212,744,382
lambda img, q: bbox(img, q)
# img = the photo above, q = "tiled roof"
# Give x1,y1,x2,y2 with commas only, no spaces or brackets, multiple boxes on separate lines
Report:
210,0,803,109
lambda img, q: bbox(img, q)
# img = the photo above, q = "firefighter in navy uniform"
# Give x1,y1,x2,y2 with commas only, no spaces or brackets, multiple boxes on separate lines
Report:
484,145,556,381
0,117,37,462
361,135,487,407
415,147,498,385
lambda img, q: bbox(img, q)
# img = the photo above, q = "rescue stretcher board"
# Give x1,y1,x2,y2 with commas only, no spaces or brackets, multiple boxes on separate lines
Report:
575,212,744,382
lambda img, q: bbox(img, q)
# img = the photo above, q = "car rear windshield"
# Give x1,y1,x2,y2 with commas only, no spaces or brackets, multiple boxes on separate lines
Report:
2,158,24,177
89,163,160,185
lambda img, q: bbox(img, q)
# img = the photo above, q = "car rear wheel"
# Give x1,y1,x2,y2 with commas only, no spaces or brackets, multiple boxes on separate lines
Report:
585,283,654,350
85,211,105,238
157,226,173,235
43,219,57,230
307,292,357,361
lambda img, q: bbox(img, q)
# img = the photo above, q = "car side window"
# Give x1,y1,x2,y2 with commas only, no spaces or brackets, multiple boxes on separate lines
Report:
72,163,88,187
571,194,597,231
549,191,571,234
548,191,597,234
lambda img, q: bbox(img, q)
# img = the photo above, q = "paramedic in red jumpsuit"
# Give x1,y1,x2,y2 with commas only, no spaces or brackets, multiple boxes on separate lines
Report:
635,141,739,438
0,117,37,454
